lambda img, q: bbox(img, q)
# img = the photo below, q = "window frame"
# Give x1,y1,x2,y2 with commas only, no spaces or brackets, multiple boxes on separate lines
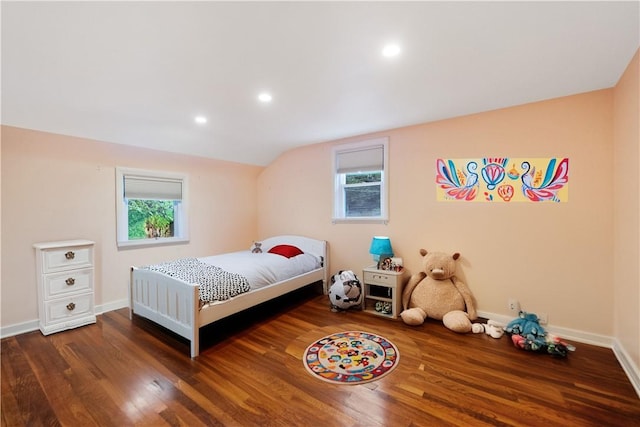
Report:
115,167,189,249
332,137,389,224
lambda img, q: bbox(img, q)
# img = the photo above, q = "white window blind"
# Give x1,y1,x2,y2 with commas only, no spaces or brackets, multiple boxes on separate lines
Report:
123,176,183,200
335,145,384,174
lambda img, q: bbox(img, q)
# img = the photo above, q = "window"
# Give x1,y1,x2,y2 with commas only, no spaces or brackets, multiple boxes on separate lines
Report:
116,167,189,248
333,137,389,223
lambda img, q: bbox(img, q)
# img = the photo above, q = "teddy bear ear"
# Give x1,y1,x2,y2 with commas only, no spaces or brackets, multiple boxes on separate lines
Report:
419,249,428,256
452,253,460,260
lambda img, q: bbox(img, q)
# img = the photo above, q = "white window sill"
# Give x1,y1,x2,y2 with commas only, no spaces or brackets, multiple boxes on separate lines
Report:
332,217,388,225
117,237,190,250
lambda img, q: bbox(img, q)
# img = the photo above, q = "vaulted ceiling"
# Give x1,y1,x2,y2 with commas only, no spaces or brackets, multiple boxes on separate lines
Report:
2,1,639,166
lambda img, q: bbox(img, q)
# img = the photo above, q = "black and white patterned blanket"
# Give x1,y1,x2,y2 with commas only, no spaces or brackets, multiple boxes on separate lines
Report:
143,258,250,304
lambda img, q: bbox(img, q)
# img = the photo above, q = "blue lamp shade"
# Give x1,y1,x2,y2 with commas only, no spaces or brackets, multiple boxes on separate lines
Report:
369,236,394,261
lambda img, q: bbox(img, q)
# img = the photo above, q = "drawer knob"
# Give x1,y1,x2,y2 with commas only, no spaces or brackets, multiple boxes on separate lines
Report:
66,302,76,311
64,251,75,260
65,277,75,286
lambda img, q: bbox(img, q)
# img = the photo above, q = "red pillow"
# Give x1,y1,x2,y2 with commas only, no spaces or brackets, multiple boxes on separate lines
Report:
268,244,304,258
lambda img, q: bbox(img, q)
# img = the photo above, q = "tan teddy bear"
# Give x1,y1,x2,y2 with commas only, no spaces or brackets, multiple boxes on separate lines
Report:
401,249,478,333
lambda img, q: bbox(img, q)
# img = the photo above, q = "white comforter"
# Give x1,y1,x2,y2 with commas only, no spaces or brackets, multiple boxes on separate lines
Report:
198,251,322,290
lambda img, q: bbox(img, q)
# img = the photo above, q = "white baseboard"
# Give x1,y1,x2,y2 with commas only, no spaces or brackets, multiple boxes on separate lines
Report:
0,319,40,339
96,298,129,315
477,310,613,347
612,338,640,398
477,310,638,398
0,298,130,339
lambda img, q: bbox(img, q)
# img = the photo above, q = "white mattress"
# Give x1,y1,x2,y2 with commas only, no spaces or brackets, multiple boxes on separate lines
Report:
198,251,322,290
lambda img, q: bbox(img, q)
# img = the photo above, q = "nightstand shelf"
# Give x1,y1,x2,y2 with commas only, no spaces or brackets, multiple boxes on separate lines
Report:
362,266,405,319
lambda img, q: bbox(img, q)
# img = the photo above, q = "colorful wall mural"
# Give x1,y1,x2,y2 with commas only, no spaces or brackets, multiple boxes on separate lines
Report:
436,157,569,202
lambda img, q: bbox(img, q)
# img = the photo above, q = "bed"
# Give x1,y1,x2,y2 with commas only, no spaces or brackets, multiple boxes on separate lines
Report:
129,235,328,357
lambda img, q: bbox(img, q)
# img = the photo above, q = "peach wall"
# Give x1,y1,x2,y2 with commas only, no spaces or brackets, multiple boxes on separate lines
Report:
0,136,2,325
258,89,615,335
1,126,262,328
613,50,640,372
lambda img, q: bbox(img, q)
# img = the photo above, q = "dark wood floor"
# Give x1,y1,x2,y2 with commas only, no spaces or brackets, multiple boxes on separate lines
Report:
2,287,640,426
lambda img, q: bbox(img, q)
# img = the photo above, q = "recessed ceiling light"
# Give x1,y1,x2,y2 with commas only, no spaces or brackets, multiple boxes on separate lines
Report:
258,92,273,103
382,43,401,58
194,116,207,124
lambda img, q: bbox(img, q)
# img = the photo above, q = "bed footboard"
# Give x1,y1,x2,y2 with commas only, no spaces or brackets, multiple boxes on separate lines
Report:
130,267,200,357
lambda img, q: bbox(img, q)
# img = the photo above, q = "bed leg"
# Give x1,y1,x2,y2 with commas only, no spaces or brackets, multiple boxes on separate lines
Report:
190,285,199,358
191,339,199,358
129,267,135,320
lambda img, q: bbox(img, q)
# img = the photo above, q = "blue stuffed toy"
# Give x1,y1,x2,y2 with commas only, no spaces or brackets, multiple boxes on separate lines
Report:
505,311,575,357
505,311,547,351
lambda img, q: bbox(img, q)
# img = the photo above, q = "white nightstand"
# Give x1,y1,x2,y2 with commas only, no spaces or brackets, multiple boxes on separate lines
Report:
362,266,405,319
33,240,96,335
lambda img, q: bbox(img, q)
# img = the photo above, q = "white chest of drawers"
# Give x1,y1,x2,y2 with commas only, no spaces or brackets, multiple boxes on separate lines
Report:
33,240,96,335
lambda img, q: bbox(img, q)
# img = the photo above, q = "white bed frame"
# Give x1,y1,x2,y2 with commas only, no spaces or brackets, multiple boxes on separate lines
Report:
129,235,328,357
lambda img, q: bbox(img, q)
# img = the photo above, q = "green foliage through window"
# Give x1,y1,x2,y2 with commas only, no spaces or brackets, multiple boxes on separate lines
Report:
127,199,175,239
346,172,381,184
345,185,381,217
344,172,382,217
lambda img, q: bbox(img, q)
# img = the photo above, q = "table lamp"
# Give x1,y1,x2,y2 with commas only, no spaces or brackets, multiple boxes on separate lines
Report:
369,236,394,263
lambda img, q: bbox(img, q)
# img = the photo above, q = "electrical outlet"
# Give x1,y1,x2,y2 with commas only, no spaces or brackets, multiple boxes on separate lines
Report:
538,312,548,325
508,298,520,313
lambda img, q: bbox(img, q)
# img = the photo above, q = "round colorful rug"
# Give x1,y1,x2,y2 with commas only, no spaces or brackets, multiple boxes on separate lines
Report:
303,331,400,384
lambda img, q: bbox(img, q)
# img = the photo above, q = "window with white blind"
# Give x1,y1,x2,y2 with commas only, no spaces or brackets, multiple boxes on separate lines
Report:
332,137,389,223
115,167,189,248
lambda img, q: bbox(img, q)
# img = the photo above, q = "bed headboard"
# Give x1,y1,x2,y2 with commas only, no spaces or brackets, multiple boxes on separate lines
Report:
260,235,329,292
260,235,325,259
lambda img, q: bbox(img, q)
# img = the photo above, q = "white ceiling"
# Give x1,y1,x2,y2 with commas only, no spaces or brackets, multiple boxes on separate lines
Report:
2,1,639,166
